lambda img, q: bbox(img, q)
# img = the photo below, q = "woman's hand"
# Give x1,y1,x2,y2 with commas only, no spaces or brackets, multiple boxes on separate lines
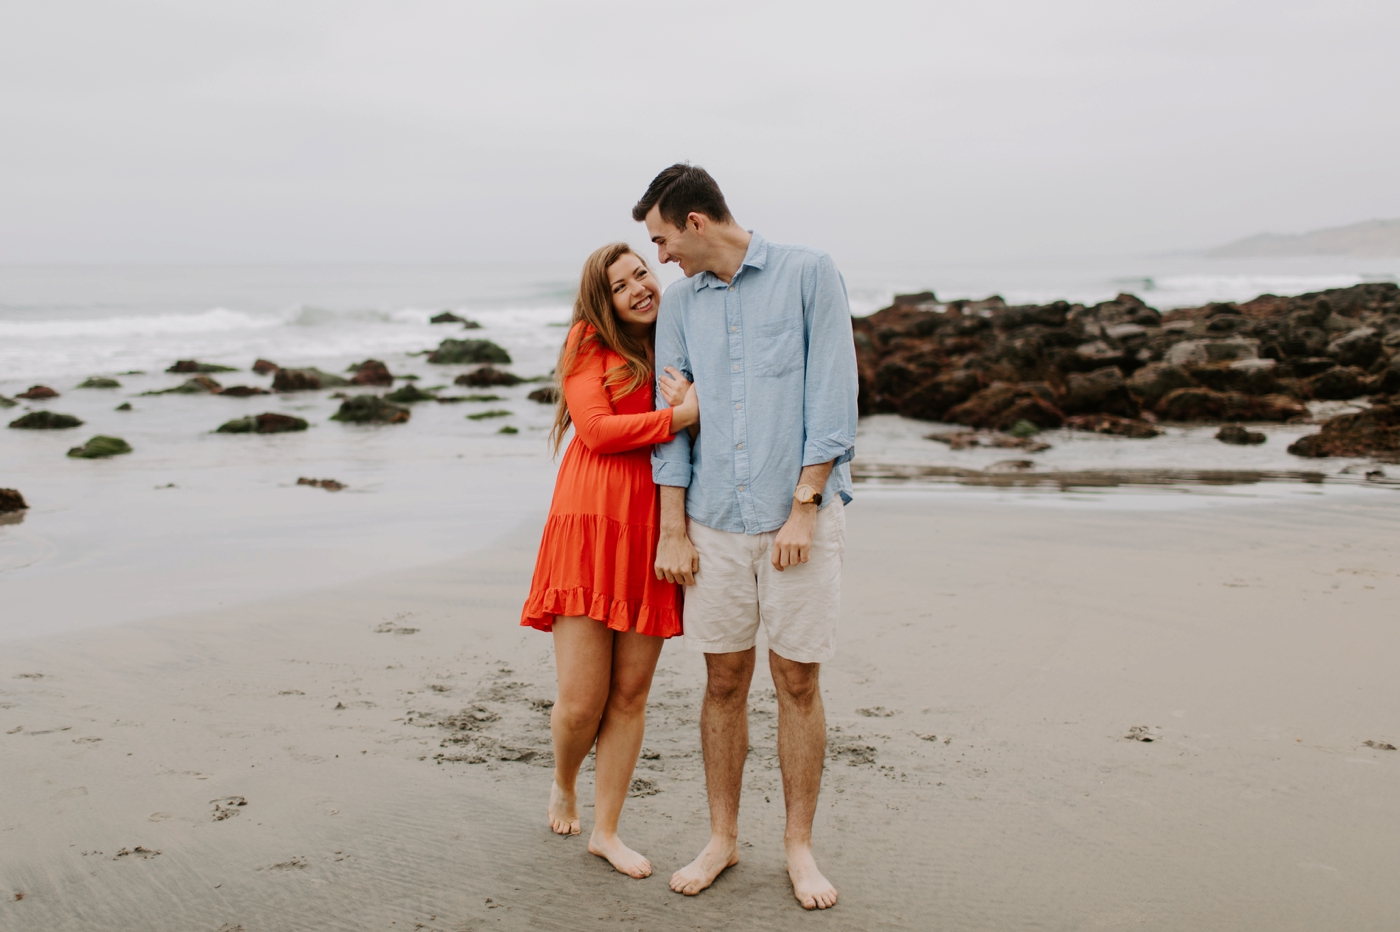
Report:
658,366,690,407
667,378,699,433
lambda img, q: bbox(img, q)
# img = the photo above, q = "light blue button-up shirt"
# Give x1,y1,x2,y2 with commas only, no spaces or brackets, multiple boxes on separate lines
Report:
651,232,858,535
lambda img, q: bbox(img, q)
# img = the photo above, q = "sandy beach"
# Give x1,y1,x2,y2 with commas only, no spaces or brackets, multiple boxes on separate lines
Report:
3,491,1398,931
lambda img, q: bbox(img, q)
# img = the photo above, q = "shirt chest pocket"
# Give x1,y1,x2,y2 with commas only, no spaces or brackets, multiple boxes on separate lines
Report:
749,317,805,378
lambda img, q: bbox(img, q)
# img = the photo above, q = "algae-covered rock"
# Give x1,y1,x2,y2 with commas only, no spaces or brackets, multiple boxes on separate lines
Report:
498,425,519,434
1216,424,1266,445
9,411,83,429
168,360,238,373
383,383,437,403
455,366,523,387
466,409,512,420
252,359,280,375
297,477,345,491
0,488,28,513
272,368,349,391
77,377,122,389
428,339,511,365
144,376,223,395
329,395,411,424
1063,413,1163,438
216,413,309,434
66,435,133,458
0,395,16,408
1288,403,1400,459
216,385,268,397
17,385,59,400
116,402,133,411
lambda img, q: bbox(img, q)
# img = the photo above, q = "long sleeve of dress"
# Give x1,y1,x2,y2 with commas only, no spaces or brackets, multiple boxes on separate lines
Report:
564,335,674,456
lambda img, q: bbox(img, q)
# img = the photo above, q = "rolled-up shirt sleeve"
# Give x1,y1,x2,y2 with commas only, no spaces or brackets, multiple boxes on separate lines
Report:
651,296,694,488
801,253,859,468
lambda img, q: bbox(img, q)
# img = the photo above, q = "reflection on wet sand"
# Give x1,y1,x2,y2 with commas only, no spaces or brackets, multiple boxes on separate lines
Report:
853,462,1399,492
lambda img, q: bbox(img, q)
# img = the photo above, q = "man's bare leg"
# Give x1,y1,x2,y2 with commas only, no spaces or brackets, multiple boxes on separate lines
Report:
770,650,837,909
549,616,613,835
588,629,664,878
670,648,755,895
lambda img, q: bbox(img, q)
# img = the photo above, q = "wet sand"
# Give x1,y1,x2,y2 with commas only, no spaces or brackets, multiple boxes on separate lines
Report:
2,492,1398,931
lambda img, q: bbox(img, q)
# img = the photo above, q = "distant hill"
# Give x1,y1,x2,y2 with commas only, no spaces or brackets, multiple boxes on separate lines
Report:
1207,218,1400,258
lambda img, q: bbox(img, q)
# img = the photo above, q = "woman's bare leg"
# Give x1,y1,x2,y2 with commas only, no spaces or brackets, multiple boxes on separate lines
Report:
549,616,614,835
587,629,664,877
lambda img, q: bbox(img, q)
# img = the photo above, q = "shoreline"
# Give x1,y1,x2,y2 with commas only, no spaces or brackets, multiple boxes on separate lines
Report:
3,494,1398,930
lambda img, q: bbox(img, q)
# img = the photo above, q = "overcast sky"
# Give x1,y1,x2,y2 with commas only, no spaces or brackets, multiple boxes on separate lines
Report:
2,1,1397,265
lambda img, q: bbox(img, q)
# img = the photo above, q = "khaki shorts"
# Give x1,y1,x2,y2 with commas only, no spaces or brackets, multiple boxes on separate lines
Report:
683,499,845,663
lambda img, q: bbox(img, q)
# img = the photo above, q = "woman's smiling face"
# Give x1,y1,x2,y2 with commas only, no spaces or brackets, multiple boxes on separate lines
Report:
608,252,661,332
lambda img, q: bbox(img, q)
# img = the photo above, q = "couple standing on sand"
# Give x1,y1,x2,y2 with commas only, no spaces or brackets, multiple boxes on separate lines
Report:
519,164,858,910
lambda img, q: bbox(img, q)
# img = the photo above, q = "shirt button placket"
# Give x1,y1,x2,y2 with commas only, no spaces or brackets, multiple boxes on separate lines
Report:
726,280,752,531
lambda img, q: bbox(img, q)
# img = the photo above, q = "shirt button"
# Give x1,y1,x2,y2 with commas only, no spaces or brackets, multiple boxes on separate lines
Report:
734,403,741,410
728,286,734,291
732,364,739,371
737,443,743,450
731,326,738,332
737,485,745,491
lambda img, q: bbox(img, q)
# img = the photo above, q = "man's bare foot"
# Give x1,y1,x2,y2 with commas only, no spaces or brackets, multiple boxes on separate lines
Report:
587,831,652,878
669,836,739,895
548,781,580,835
785,843,837,909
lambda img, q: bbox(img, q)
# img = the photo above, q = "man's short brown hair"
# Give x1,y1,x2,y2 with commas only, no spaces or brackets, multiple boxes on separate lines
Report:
631,163,735,230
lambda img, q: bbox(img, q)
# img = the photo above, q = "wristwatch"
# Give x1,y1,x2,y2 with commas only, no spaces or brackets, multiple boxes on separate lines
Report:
794,484,822,507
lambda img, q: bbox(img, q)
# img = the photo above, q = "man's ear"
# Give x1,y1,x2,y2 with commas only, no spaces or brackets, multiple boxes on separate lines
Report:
687,212,707,235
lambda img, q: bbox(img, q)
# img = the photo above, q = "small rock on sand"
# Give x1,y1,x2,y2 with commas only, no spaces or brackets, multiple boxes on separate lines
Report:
1216,424,1266,445
0,489,28,513
856,706,897,717
273,368,348,391
456,365,523,387
528,386,560,404
143,376,222,395
0,395,16,408
1125,725,1162,742
66,436,133,459
467,409,511,420
216,413,308,434
216,385,268,397
115,402,132,411
252,359,280,375
329,395,410,424
76,377,121,389
17,385,59,400
383,383,437,403
428,338,510,365
347,359,394,386
1362,740,1397,750
9,411,83,430
430,311,481,328
297,477,345,491
167,360,236,373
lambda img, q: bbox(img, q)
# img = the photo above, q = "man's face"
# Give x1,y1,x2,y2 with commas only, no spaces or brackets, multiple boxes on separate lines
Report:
644,205,705,278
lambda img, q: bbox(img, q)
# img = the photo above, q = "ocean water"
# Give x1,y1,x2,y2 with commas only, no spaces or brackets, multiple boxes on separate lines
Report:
3,255,1398,638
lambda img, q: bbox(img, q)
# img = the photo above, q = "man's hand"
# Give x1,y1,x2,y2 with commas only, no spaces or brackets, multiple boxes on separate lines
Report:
655,530,699,585
771,502,818,572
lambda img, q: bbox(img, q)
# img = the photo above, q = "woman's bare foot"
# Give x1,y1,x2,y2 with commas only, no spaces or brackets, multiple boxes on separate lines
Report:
669,836,739,895
548,781,580,835
587,831,652,878
785,843,837,909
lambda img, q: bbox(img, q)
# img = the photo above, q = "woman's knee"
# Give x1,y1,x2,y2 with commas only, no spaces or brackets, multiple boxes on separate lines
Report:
553,695,606,733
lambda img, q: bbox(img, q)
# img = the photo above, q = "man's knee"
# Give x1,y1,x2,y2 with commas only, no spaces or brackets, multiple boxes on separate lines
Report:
705,651,754,703
771,656,821,708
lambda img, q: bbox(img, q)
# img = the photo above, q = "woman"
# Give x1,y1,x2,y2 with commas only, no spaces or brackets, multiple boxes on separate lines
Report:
520,242,696,879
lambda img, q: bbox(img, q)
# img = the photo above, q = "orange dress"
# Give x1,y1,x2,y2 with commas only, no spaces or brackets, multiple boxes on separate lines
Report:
520,323,683,638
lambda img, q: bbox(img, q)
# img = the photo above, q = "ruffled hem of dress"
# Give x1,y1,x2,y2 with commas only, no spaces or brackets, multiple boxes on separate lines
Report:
520,585,682,638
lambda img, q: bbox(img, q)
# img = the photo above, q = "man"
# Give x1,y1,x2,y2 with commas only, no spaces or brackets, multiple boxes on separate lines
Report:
634,163,858,911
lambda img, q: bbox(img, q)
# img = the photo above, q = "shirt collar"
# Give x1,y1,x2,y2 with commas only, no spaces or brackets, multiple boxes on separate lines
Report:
692,231,767,291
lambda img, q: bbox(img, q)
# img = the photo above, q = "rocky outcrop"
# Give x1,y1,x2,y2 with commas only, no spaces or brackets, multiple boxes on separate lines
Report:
944,382,1064,431
272,368,349,391
456,366,523,387
0,489,28,513
77,377,121,389
168,360,237,373
216,413,309,434
347,359,394,386
428,339,511,365
384,384,437,403
17,386,59,400
252,359,280,375
9,411,83,429
144,376,222,395
1216,424,1266,445
329,395,410,424
852,283,1400,423
67,435,133,458
1287,403,1400,459
216,385,268,397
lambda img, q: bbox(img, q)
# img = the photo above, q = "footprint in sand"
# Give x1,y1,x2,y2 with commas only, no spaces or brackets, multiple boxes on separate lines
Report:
856,706,898,717
113,847,161,860
211,796,248,821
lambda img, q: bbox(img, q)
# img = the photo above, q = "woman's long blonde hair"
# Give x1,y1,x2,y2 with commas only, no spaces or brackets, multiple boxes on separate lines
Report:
549,242,656,455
